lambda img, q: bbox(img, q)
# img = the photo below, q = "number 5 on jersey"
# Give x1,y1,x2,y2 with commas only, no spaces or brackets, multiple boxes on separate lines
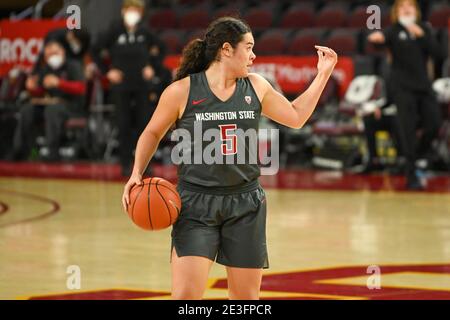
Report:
219,124,237,155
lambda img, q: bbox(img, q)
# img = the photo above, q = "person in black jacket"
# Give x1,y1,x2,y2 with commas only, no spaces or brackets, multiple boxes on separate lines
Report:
368,0,444,190
33,28,91,76
91,0,166,175
12,40,86,161
46,28,91,61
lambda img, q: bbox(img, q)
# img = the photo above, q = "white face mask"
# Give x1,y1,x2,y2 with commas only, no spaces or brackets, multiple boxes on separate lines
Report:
124,11,141,27
398,15,416,27
47,54,64,69
9,67,20,79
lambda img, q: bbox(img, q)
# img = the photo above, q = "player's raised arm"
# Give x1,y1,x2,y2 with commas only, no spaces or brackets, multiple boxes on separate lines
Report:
251,46,338,129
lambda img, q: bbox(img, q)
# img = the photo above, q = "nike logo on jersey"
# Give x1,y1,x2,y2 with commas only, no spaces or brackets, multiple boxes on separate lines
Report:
192,98,207,105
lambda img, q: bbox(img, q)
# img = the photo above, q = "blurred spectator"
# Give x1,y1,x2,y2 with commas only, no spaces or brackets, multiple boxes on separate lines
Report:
91,0,167,176
0,67,28,159
9,40,86,162
361,102,404,173
47,28,91,61
33,29,91,75
368,0,445,190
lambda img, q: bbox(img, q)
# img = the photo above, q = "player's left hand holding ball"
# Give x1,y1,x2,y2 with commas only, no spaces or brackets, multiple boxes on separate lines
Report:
314,45,338,76
122,172,143,213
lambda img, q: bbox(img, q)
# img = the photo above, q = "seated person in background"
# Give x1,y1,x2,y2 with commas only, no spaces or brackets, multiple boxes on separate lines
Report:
361,100,404,174
33,28,91,72
0,67,27,159
11,40,86,162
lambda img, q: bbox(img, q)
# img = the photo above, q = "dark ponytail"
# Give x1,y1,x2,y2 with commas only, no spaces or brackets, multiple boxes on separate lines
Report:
174,17,251,81
174,39,208,81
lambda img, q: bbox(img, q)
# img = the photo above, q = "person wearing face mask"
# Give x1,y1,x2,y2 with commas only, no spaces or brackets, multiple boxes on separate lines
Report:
47,29,91,61
11,40,86,162
32,29,91,77
367,0,444,190
91,0,166,176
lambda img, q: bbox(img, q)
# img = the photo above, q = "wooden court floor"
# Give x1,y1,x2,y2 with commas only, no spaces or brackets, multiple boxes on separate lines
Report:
1,175,450,300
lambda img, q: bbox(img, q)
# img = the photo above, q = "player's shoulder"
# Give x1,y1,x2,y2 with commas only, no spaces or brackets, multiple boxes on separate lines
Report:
247,73,271,89
247,73,271,98
247,72,269,83
161,76,190,101
166,76,189,92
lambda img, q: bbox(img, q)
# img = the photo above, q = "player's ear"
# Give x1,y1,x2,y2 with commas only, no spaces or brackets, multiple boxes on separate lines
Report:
221,42,234,57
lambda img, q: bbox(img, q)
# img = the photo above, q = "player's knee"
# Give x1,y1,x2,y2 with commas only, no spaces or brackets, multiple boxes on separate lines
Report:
228,288,260,300
171,286,204,300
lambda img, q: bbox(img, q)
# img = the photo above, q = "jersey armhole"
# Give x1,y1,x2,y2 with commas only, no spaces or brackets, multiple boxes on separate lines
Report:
247,76,263,113
177,75,192,121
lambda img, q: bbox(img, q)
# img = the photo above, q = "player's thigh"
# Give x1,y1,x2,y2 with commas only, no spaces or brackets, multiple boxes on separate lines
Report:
171,246,214,299
218,187,268,269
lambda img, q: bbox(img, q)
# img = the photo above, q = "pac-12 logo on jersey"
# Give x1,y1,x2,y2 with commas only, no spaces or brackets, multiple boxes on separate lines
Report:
245,96,252,105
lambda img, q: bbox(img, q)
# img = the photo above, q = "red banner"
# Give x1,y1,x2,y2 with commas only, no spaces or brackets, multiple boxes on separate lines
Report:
0,18,355,96
164,55,354,96
0,19,66,76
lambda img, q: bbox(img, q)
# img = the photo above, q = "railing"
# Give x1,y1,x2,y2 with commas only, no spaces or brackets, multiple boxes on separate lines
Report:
52,7,67,20
9,7,33,21
9,0,53,20
34,0,51,19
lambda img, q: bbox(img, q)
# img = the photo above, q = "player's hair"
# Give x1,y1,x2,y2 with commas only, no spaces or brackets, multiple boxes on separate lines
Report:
174,17,251,81
391,0,421,23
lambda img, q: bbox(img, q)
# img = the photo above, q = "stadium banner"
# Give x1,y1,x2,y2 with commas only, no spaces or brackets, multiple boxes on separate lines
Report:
0,18,354,96
0,19,66,76
164,55,354,96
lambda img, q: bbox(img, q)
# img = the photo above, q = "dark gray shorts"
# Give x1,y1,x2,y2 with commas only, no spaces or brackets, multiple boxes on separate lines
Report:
171,180,269,269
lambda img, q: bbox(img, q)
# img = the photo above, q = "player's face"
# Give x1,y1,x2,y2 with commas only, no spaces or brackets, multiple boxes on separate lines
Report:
232,32,256,78
397,0,418,19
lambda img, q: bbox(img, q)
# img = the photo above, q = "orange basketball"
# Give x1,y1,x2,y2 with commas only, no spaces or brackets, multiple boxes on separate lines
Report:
127,177,181,231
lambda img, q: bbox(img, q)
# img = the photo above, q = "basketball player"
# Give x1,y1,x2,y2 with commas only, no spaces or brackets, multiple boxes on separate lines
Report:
122,17,337,300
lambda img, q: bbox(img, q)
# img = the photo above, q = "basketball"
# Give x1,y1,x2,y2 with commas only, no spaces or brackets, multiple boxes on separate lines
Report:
127,177,181,231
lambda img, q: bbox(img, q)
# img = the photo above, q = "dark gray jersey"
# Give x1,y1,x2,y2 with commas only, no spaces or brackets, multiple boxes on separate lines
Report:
175,71,262,187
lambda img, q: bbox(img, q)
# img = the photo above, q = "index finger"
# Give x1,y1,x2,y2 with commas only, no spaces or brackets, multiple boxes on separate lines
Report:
314,45,330,50
122,194,128,213
315,46,333,54
123,182,135,206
